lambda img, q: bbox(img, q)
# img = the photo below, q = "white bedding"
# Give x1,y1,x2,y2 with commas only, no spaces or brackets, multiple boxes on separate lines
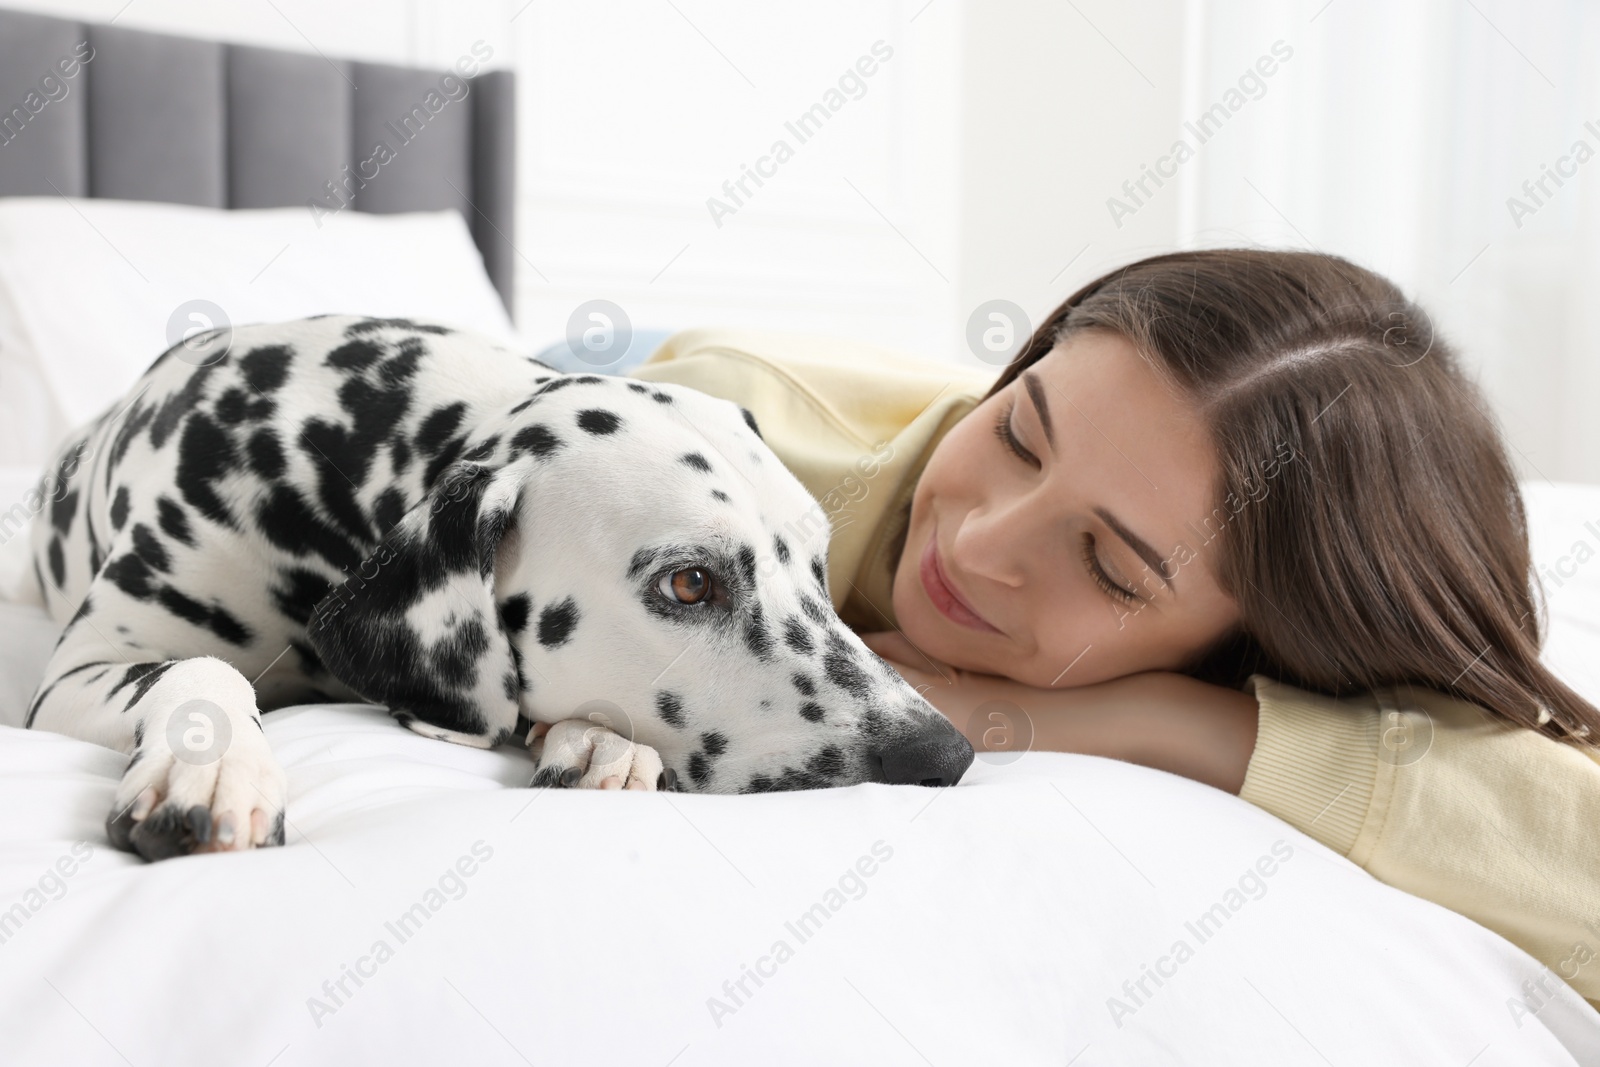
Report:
2,595,1598,1064
0,191,1596,1059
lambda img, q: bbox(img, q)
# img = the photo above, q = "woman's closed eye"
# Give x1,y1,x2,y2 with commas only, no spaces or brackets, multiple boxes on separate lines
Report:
991,401,1038,468
1080,532,1139,603
992,399,1142,604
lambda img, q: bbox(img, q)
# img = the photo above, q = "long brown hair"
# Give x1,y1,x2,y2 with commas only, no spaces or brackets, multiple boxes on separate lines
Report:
982,248,1599,746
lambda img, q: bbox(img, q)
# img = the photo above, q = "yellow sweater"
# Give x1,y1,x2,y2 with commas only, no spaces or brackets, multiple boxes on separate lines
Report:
632,327,1600,1015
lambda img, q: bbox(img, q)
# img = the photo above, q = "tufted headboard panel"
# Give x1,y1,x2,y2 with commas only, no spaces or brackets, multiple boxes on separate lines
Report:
0,8,517,316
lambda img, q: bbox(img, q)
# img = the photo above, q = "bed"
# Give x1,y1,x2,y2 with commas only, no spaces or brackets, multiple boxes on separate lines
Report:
0,8,1597,1065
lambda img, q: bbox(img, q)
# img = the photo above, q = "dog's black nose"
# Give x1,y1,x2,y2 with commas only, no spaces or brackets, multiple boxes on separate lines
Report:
874,717,975,787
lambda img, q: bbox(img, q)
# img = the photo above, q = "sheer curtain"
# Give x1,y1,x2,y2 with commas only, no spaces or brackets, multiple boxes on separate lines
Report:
1177,0,1600,485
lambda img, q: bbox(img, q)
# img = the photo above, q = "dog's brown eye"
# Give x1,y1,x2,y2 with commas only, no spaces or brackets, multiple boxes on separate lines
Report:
661,567,713,604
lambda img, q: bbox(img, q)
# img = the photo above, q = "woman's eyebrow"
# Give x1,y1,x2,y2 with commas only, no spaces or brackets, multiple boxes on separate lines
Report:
1021,371,1055,450
1092,506,1175,591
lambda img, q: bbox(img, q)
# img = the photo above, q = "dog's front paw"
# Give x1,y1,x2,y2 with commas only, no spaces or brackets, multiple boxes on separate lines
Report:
528,720,677,791
106,700,288,861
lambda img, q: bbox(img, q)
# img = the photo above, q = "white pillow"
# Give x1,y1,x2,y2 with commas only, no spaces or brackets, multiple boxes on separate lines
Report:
0,197,520,471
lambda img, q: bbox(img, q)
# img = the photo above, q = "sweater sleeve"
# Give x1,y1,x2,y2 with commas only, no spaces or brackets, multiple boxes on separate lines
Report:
1239,675,1600,1014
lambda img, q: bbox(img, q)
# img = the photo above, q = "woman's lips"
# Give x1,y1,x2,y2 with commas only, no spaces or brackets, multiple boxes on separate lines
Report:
920,530,999,633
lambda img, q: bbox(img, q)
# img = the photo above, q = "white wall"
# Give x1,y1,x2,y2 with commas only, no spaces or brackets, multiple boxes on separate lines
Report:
2,0,1187,373
957,0,1185,349
7,0,1597,482
507,0,961,365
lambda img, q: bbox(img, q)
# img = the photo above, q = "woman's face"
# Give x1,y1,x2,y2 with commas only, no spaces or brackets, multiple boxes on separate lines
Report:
890,329,1241,688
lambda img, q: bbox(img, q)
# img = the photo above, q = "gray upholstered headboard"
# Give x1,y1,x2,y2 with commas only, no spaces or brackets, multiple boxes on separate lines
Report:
0,8,516,317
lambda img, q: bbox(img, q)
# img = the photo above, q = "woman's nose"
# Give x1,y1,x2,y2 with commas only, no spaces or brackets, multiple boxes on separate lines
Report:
952,499,1028,589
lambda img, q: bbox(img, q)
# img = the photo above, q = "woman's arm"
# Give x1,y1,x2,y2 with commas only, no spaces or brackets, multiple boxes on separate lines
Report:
857,632,1260,794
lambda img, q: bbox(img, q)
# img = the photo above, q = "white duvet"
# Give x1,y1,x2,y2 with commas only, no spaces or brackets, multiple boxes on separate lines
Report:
1,579,1598,1064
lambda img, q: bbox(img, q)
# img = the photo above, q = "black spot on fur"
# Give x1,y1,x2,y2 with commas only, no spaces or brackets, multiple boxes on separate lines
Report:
103,552,154,599
156,587,254,646
811,555,828,593
798,701,825,722
537,597,579,648
247,428,286,480
216,388,249,422
801,594,830,626
156,497,195,546
688,751,711,785
373,487,407,535
108,404,154,480
701,731,727,757
298,417,377,544
240,345,292,392
47,539,66,586
739,406,763,439
792,671,816,696
215,387,268,424
626,381,649,393
744,601,773,660
417,403,468,455
430,616,489,688
147,358,223,452
175,412,239,530
680,452,711,472
256,485,363,573
498,593,531,634
272,567,335,625
711,489,730,503
651,391,673,404
773,534,790,564
809,745,846,778
783,615,814,656
744,745,847,792
822,630,870,698
423,436,468,491
511,424,561,460
633,548,673,582
577,409,621,435
58,593,94,641
109,487,130,531
507,644,528,694
110,661,174,713
462,435,500,462
51,488,79,535
736,544,756,586
656,690,686,728
325,339,382,372
130,524,171,573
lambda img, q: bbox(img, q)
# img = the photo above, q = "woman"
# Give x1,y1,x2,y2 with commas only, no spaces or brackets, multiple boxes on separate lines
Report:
630,248,1600,1012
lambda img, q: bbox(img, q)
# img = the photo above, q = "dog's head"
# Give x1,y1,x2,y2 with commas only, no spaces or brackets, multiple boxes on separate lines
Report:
307,373,973,793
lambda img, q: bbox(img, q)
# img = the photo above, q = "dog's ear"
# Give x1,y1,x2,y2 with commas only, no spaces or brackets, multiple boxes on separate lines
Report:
307,459,533,748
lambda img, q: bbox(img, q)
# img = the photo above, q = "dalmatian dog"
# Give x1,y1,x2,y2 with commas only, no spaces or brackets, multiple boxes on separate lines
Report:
23,315,974,862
